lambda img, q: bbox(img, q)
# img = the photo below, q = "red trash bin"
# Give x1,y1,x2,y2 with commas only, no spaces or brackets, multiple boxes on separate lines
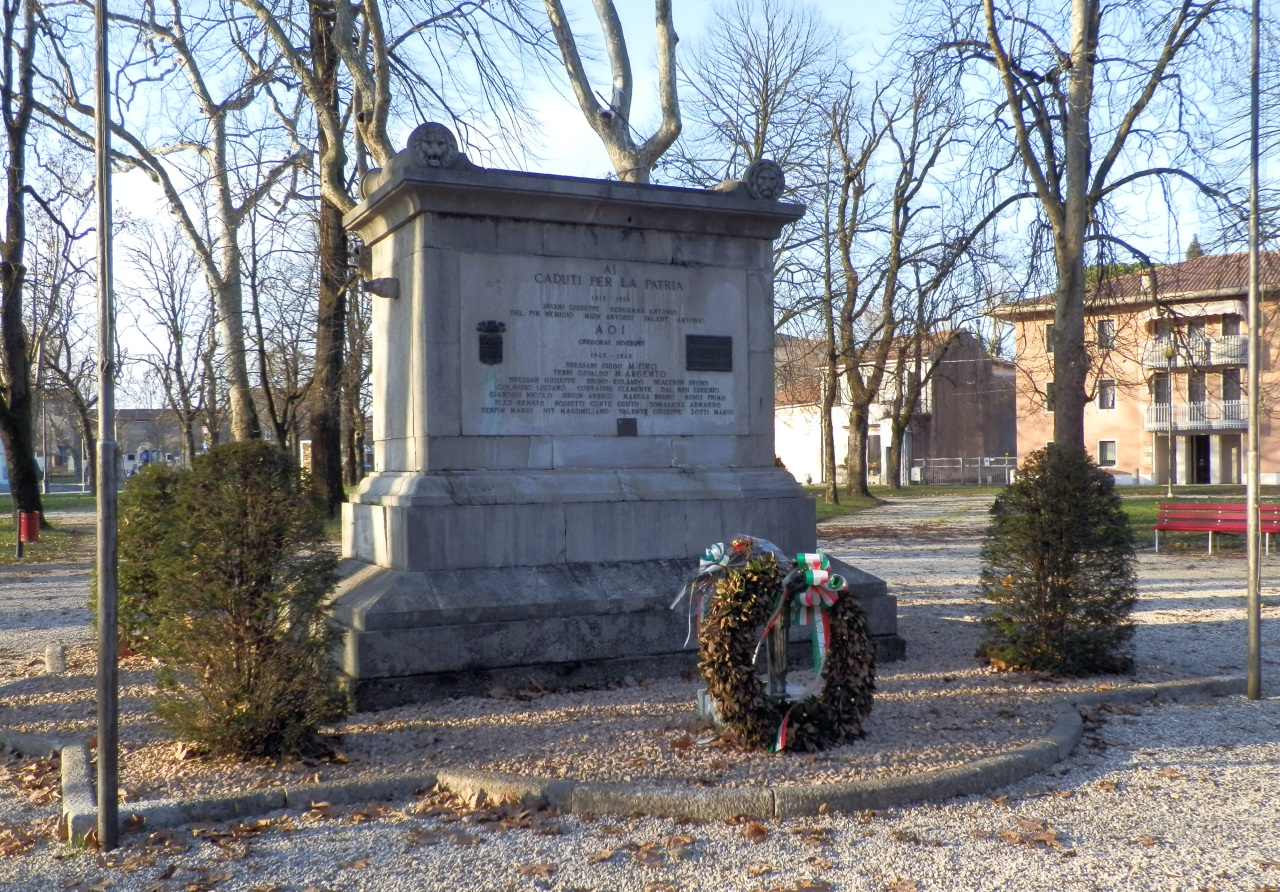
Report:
18,511,40,543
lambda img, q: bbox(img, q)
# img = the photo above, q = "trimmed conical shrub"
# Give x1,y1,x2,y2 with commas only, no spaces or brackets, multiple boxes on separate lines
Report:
977,445,1138,676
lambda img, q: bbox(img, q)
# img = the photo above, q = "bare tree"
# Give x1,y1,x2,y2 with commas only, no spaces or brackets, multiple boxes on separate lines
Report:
121,222,211,465
935,0,1234,448
24,160,98,490
36,0,310,442
669,0,839,331
234,0,550,513
344,276,372,486
0,0,42,515
543,0,680,182
670,0,845,499
242,202,315,455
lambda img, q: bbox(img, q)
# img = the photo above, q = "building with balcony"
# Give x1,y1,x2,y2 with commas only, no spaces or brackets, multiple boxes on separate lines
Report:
990,252,1280,485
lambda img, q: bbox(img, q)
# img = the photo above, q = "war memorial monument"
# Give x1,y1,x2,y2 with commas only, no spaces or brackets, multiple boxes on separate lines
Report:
332,123,902,708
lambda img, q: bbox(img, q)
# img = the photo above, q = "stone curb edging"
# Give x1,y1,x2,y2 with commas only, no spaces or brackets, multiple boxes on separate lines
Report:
20,674,1246,841
0,729,67,759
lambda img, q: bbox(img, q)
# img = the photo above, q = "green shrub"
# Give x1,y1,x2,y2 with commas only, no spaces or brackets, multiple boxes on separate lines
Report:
119,441,346,758
105,463,182,652
977,445,1138,675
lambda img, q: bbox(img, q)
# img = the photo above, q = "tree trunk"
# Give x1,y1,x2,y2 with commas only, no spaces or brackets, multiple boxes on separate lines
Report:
820,374,838,503
845,404,871,499
886,421,906,491
309,0,346,516
1,0,40,517
63,386,96,494
0,380,41,513
1052,0,1097,450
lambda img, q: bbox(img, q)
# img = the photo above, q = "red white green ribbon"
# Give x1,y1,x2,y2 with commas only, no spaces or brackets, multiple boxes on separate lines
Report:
770,551,847,753
672,540,752,646
790,553,846,677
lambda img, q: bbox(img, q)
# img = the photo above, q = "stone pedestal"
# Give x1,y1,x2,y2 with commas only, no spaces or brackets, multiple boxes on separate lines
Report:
335,124,901,709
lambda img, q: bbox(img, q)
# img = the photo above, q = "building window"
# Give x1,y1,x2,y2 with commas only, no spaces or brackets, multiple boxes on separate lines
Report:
1223,368,1241,401
1098,440,1117,467
1096,319,1115,350
1098,379,1116,410
1223,368,1243,420
1150,373,1170,405
1188,371,1206,404
1045,323,1055,354
1222,315,1242,337
1045,380,1055,413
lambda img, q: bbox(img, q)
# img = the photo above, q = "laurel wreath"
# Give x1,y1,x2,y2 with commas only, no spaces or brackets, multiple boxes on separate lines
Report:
695,546,876,752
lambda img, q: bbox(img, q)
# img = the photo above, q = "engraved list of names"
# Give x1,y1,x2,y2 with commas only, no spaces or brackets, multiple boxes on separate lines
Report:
459,255,748,436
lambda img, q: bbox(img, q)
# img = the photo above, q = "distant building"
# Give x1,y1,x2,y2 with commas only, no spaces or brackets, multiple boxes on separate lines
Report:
989,252,1280,484
115,408,188,474
775,329,1016,485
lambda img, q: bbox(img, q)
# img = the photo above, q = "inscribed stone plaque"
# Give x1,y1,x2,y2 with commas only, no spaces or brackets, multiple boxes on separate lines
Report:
459,255,749,436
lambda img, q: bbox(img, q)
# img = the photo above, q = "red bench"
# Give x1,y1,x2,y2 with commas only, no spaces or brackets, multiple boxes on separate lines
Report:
1153,502,1280,553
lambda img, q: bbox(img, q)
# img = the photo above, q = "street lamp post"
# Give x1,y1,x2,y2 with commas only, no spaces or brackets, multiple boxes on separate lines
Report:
1164,338,1177,498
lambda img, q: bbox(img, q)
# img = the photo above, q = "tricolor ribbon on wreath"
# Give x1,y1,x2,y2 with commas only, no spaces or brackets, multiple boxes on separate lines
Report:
771,551,847,753
790,552,846,676
671,540,748,646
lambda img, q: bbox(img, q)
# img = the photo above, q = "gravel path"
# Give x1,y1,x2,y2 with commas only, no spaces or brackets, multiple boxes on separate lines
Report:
2,495,1279,892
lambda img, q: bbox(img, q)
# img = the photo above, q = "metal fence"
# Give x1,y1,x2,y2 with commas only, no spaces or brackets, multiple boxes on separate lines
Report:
910,456,1018,486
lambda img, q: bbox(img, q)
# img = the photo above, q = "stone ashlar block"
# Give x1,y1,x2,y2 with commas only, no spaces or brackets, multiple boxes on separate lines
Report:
341,600,690,678
670,435,772,469
421,436,550,471
541,223,677,265
563,501,689,562
551,436,674,469
671,233,764,271
396,503,568,570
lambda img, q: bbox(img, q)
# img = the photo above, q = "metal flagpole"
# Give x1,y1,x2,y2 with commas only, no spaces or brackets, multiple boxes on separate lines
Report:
1245,0,1262,701
94,0,120,849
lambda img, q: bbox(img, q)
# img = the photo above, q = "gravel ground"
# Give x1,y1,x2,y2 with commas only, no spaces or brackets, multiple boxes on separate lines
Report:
2,495,1279,891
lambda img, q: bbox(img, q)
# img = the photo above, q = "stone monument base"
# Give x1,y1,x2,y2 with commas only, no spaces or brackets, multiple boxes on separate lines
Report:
332,555,904,711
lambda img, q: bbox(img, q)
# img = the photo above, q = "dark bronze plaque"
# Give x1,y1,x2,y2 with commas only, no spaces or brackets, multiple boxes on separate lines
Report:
616,417,638,437
477,320,506,365
685,335,733,372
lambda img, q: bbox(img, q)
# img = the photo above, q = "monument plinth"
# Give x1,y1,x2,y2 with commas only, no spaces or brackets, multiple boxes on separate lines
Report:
335,124,902,708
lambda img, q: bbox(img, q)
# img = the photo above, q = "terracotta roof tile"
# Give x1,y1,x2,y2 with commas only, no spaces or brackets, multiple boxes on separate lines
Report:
995,252,1280,314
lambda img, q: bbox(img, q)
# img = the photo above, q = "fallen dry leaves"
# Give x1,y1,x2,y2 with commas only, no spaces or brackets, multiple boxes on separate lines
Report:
885,880,919,892
0,821,38,857
998,818,1065,850
410,786,563,835
890,829,946,848
748,881,832,892
645,882,683,892
0,748,59,806
792,826,834,848
733,817,770,844
517,862,557,879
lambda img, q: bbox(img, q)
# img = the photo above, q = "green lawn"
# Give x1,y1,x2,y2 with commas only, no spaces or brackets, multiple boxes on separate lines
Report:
0,492,97,513
807,480,1280,551
1118,485,1280,552
0,492,98,565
